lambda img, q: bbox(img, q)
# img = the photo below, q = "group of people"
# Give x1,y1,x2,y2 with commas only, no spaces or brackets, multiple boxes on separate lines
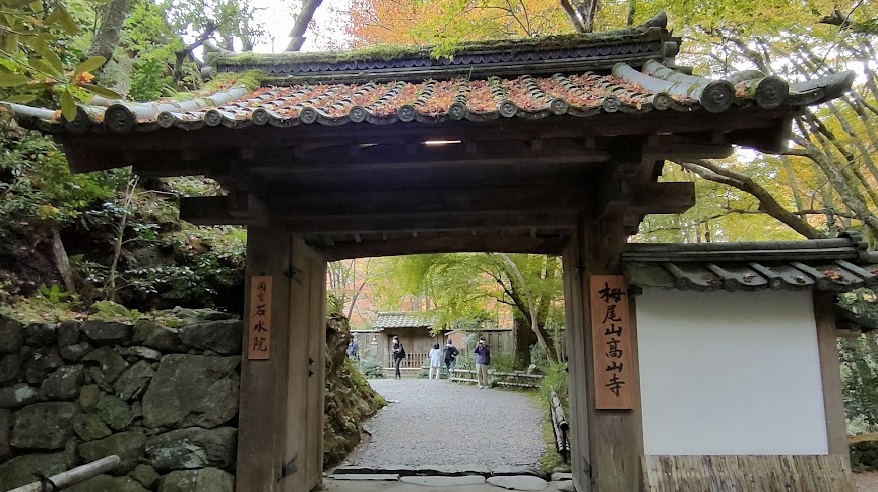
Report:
391,335,492,388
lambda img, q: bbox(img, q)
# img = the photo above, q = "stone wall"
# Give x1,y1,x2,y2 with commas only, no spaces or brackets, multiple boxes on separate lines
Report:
0,309,242,491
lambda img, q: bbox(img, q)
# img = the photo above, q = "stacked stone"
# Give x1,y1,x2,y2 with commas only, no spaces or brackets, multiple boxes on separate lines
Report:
0,310,243,491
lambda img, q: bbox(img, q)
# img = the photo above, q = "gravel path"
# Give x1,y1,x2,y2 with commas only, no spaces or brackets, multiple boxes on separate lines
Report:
348,379,546,468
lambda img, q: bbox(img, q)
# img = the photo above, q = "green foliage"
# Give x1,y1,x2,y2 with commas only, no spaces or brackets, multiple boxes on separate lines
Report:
839,334,878,433
37,283,76,304
0,288,83,322
356,357,385,379
538,362,568,408
0,132,119,226
490,352,516,373
0,0,123,110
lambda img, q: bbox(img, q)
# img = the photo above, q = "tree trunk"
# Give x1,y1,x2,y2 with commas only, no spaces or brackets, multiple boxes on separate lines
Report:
500,253,558,364
86,0,132,65
106,175,138,302
50,227,74,292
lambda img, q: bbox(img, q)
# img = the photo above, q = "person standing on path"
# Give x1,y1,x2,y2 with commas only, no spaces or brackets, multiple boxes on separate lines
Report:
391,336,406,379
443,339,459,378
474,336,491,389
428,343,443,379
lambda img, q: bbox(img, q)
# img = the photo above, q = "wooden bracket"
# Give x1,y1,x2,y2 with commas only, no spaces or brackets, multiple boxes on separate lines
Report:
180,193,270,227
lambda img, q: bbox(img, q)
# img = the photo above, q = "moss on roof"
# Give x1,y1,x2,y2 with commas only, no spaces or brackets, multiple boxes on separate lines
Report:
212,28,663,67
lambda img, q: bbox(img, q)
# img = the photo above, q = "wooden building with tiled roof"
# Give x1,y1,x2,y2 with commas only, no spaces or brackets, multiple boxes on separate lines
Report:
1,11,869,492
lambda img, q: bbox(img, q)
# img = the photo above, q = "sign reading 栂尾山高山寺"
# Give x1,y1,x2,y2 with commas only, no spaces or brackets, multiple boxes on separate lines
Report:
248,276,272,360
590,275,634,410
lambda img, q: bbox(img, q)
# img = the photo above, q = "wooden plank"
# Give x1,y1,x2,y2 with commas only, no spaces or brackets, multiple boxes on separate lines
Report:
236,228,292,492
642,455,857,491
247,276,272,360
589,275,634,409
814,292,850,470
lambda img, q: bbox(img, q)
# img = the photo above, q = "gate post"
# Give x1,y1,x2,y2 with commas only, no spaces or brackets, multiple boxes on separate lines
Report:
236,230,326,492
563,216,643,492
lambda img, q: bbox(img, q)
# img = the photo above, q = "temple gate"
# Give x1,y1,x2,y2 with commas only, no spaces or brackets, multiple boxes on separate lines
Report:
3,12,862,491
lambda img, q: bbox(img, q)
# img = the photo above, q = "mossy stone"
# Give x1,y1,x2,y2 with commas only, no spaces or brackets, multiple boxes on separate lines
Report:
79,384,102,412
97,394,133,431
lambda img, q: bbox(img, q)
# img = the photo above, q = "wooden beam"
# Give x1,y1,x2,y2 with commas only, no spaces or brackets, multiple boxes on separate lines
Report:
814,292,851,471
244,139,612,174
58,109,790,174
181,188,591,230
271,185,595,216
180,194,268,227
599,182,695,219
629,182,695,214
280,211,580,234
319,234,568,261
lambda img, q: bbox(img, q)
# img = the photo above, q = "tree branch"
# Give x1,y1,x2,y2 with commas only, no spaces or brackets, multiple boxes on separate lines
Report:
285,0,323,51
674,160,826,239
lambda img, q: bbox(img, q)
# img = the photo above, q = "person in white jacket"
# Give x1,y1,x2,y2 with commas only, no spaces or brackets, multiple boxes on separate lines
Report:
428,343,443,380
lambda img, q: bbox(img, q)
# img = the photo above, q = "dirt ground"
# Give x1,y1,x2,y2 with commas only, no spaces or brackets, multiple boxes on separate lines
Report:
856,471,878,491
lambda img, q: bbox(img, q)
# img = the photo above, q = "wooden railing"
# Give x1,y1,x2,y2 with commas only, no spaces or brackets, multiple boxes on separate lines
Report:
550,390,570,462
449,368,543,389
386,352,428,369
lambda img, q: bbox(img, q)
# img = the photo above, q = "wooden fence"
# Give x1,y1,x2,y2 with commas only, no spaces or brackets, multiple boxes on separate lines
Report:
385,352,428,370
449,368,543,389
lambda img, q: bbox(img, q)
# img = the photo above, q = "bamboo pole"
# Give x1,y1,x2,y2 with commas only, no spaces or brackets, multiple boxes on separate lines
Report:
9,455,121,492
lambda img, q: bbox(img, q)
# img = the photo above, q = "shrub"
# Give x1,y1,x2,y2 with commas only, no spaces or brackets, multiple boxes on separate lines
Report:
539,362,569,406
357,357,385,379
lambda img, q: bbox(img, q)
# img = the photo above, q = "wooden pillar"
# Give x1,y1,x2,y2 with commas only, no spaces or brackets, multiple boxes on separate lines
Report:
236,230,326,492
814,292,850,470
563,215,643,492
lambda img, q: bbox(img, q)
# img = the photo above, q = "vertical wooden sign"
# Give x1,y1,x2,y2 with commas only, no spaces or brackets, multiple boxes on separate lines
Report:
248,276,272,360
589,275,634,409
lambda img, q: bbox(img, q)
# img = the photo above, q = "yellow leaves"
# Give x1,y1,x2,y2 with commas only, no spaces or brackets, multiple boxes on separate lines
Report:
348,0,571,46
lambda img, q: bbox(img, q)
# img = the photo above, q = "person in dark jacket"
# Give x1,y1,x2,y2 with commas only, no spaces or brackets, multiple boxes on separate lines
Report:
391,336,406,379
443,340,459,378
474,336,491,389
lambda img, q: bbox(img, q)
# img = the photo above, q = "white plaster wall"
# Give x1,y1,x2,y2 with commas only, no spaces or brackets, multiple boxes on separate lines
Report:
636,289,828,455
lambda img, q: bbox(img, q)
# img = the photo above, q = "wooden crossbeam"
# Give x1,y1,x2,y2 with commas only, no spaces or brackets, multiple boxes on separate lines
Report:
244,139,611,174
319,234,567,261
180,194,580,232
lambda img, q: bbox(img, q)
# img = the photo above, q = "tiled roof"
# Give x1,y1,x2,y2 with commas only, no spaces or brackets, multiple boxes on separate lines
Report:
4,61,854,135
623,233,878,293
372,312,435,329
2,11,855,136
